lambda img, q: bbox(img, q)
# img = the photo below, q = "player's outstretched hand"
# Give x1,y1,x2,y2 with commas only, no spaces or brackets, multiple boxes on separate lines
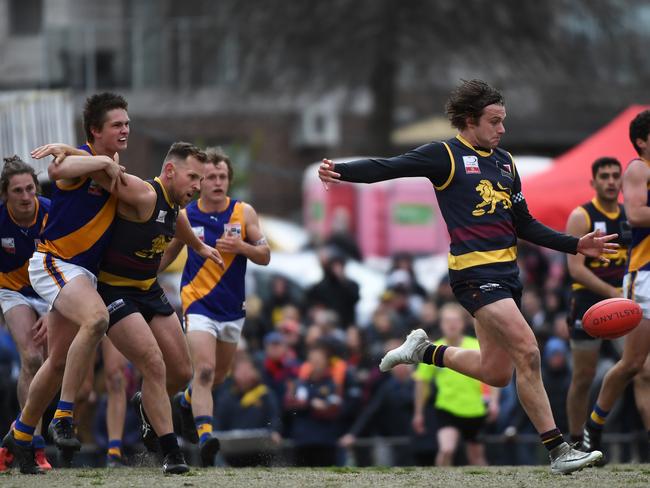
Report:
31,143,78,164
577,229,619,264
199,243,225,269
318,158,341,190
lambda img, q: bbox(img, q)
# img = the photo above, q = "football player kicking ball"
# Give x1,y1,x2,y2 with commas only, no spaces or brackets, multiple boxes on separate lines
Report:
160,148,270,466
319,79,616,474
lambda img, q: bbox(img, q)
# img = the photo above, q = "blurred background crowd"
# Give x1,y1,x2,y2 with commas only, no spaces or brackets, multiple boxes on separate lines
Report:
1,239,648,467
2,0,650,468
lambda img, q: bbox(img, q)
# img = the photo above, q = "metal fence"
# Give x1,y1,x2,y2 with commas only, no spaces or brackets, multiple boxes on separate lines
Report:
0,90,75,177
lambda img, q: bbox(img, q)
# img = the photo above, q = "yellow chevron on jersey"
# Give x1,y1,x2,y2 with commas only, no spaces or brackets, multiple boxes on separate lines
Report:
38,194,117,259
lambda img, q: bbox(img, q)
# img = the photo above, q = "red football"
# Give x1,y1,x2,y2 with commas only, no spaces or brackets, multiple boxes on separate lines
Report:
582,298,643,339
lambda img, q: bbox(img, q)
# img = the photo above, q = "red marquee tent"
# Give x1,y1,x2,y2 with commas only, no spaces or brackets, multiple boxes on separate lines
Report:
523,105,650,231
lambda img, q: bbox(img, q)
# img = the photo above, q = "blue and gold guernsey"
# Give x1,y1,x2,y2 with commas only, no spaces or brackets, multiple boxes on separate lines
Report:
628,160,650,274
98,177,178,289
37,142,117,276
181,197,247,321
0,196,50,296
572,199,629,292
434,135,520,284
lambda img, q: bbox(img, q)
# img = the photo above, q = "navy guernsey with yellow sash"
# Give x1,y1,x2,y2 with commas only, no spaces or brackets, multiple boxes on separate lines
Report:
334,134,578,289
568,199,629,332
572,199,628,293
0,196,50,297
98,177,178,289
627,159,650,274
434,135,520,284
38,142,116,275
181,197,247,321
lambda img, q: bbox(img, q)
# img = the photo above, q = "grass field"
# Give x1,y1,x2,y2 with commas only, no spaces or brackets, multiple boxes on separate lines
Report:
1,465,650,488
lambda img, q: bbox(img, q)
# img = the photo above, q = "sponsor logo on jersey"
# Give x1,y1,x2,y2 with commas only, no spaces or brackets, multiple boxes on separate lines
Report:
463,155,481,174
192,226,205,242
156,210,167,223
1,237,15,254
594,221,607,234
224,223,242,238
88,180,104,196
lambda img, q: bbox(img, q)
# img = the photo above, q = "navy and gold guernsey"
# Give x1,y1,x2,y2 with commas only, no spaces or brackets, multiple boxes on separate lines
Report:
97,177,178,327
0,196,50,297
99,177,178,290
569,199,629,337
434,135,520,284
335,135,579,314
38,142,117,276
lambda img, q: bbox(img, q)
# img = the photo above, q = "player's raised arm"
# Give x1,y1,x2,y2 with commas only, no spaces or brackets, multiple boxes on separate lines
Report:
624,159,650,227
318,142,453,189
47,154,113,179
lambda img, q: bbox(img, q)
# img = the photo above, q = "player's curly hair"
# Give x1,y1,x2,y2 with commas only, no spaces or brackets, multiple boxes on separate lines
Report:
205,146,233,182
83,92,128,143
445,79,505,130
1,155,39,200
630,110,650,156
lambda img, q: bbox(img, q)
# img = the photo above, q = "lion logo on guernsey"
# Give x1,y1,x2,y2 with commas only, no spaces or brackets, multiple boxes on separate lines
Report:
472,180,512,216
135,235,172,259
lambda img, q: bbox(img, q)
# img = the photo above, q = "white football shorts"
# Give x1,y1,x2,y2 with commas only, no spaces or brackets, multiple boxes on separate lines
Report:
28,251,96,307
184,313,245,343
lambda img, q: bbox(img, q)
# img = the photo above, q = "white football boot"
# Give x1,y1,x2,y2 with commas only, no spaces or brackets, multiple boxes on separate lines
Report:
379,329,431,372
549,442,603,475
